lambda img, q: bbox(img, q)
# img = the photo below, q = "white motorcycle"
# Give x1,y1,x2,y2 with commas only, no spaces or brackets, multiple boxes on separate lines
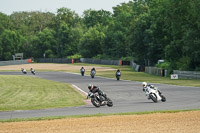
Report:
143,85,166,103
90,70,96,78
116,71,121,80
21,68,27,74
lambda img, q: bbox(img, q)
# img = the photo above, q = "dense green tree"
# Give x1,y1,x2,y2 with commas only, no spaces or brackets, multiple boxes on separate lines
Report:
0,0,199,70
54,8,83,58
31,28,57,58
0,30,23,60
79,24,105,58
0,13,11,35
55,8,80,27
103,1,135,59
83,9,112,28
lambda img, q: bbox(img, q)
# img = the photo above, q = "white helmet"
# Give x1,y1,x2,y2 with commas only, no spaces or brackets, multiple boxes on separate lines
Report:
142,82,147,87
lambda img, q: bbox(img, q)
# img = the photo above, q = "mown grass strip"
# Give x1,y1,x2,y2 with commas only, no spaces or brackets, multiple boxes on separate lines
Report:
1,109,199,123
0,75,85,112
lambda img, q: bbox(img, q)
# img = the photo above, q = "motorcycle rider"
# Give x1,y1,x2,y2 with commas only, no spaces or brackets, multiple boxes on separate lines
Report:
142,82,161,95
91,67,96,73
30,67,35,75
88,84,107,104
90,67,96,78
116,69,121,76
80,67,85,76
21,67,27,74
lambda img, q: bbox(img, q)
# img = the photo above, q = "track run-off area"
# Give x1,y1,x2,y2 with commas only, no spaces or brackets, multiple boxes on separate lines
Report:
0,71,199,120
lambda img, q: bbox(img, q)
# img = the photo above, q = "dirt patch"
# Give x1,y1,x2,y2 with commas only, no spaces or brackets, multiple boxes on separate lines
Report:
0,111,199,133
0,63,115,72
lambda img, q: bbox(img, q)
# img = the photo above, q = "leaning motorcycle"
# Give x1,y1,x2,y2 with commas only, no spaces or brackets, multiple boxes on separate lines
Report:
116,71,121,80
143,85,166,103
90,70,96,78
87,92,113,107
30,68,36,75
21,68,27,74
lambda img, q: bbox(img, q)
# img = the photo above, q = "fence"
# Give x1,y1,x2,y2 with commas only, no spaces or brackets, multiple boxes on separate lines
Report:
130,61,140,72
80,58,120,65
37,58,72,63
145,67,166,77
0,59,29,66
173,70,200,79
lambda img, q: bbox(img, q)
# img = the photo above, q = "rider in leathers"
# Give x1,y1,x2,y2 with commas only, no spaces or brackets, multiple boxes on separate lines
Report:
88,84,107,103
116,69,121,77
142,82,162,99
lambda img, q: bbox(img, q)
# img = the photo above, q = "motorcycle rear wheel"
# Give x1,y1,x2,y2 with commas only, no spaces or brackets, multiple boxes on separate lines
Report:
107,98,113,107
149,93,157,103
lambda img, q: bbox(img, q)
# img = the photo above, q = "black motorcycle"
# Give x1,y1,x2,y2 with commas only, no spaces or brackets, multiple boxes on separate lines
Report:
116,71,121,80
87,92,113,107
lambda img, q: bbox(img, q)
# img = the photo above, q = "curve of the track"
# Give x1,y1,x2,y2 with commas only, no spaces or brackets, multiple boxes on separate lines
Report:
0,71,199,120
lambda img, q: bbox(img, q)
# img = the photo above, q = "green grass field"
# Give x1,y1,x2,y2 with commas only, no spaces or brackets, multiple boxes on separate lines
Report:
0,75,85,111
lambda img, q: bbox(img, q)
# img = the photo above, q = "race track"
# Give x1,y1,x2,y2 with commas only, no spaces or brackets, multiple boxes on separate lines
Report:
0,71,199,120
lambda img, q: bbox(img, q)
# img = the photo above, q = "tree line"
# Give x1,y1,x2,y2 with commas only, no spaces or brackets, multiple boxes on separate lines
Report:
0,0,199,71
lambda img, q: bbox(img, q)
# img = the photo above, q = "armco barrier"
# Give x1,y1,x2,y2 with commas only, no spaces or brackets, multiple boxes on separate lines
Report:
130,61,140,72
37,58,72,63
0,59,29,66
173,70,200,79
145,67,165,76
80,58,120,65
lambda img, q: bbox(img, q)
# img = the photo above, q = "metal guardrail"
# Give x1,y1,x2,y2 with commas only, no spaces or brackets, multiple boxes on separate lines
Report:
173,70,200,79
145,67,166,77
130,61,140,72
37,58,72,63
0,59,28,66
80,58,120,65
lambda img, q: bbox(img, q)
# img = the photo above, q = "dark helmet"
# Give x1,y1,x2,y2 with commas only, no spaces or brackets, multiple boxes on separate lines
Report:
88,84,93,90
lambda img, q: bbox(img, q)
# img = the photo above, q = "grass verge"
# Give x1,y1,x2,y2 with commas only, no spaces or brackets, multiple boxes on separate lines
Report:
1,109,199,122
0,75,85,111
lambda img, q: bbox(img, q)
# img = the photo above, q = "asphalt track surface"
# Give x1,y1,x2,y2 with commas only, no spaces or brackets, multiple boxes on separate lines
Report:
0,71,199,120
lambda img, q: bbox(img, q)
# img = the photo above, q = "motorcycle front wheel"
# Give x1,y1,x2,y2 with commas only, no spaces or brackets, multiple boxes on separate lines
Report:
91,98,101,107
161,95,166,102
149,93,157,103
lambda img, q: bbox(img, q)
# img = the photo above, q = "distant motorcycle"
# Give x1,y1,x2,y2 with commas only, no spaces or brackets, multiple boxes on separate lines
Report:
143,85,166,103
87,92,113,107
90,70,96,78
80,68,85,76
21,68,27,74
116,71,121,80
30,68,35,75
